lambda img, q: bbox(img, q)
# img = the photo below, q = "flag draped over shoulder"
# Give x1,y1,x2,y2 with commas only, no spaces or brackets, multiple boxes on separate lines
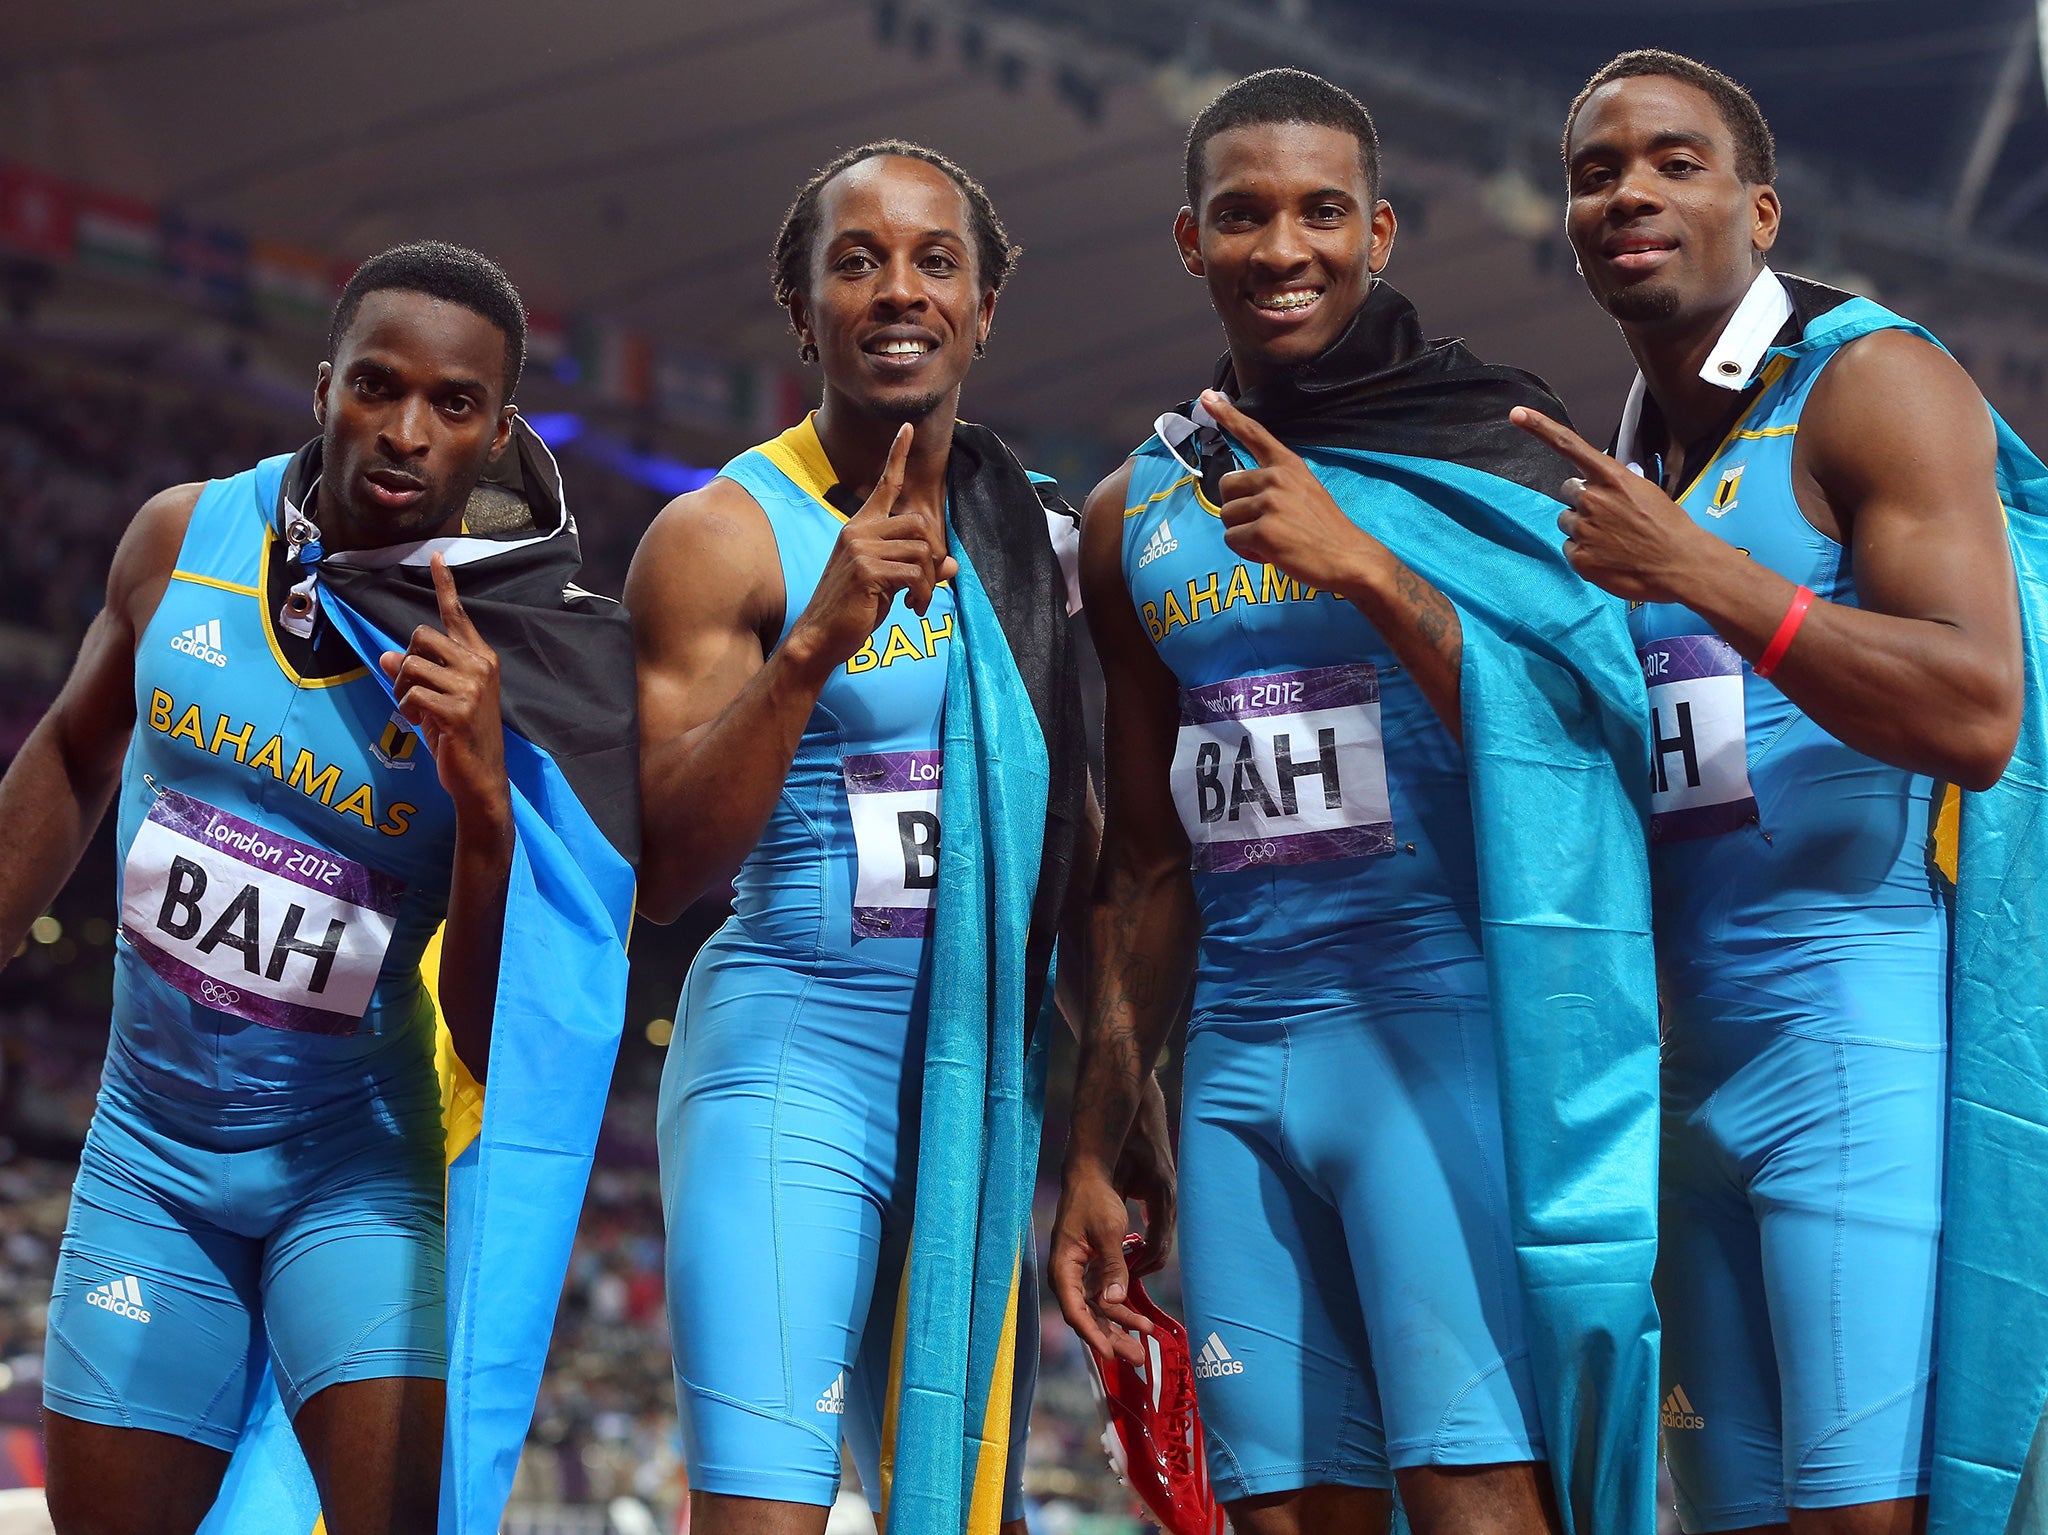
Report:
1182,282,1663,1534
876,425,1082,1535
197,420,639,1535
1764,296,2048,1535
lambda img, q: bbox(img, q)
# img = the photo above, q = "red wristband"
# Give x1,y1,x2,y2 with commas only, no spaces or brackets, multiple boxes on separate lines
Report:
1753,585,1814,679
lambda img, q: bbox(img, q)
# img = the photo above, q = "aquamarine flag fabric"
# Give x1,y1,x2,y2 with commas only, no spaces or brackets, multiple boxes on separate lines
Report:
882,538,1050,1535
1238,438,1664,1535
1772,298,2048,1535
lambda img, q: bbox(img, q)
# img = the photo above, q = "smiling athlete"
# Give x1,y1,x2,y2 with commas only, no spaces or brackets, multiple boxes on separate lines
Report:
1520,50,2047,1535
0,242,563,1535
1051,70,1661,1535
627,142,1171,1535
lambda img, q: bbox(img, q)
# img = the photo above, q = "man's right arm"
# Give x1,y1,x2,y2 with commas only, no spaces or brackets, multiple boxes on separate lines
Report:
0,484,196,966
626,425,943,923
1050,462,1201,1366
626,478,825,924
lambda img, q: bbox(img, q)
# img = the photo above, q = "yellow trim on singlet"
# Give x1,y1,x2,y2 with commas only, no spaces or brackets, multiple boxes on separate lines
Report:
755,412,850,523
1675,355,1795,504
1124,470,1228,519
1123,473,1196,518
257,527,370,689
1733,423,1799,441
169,569,260,598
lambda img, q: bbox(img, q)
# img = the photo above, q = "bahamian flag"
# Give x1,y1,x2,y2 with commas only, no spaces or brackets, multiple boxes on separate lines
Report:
1159,281,1663,1533
198,420,639,1535
871,425,1084,1535
1760,292,2048,1535
1335,448,1661,1535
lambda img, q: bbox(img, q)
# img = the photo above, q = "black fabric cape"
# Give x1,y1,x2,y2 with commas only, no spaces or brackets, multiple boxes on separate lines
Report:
277,420,640,865
946,422,1085,1029
1205,279,1575,489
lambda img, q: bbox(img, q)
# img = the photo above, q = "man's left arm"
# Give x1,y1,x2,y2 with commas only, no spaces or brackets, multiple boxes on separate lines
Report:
1055,773,1178,1274
381,553,515,1081
1515,333,2022,789
1201,392,1466,743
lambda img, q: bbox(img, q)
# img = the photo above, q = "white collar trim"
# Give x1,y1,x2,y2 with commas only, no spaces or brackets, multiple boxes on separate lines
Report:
1616,266,1793,474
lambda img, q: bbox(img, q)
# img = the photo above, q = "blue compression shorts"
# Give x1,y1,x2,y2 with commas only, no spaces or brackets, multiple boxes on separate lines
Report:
1175,943,1545,1501
658,924,1034,1517
1658,934,1946,1531
43,1072,446,1448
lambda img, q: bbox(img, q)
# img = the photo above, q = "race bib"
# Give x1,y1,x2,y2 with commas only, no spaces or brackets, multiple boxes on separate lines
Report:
843,750,942,938
120,789,404,1034
1639,635,1759,841
1172,664,1395,873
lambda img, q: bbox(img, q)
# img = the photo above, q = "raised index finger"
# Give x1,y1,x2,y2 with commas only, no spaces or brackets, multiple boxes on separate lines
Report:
1509,406,1616,479
855,423,913,521
428,552,479,643
1200,389,1295,469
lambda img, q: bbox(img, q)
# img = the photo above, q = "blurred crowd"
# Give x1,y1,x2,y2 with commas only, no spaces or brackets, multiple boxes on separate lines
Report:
0,342,1154,1531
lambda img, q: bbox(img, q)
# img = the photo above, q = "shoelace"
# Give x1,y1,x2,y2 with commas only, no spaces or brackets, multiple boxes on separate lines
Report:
1157,1350,1199,1492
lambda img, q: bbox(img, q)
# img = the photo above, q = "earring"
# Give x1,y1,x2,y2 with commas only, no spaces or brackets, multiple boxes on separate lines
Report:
973,337,986,357
799,341,818,363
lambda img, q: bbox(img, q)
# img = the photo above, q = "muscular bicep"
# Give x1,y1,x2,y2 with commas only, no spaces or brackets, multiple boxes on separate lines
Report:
1807,331,2016,642
1080,466,1190,877
624,480,783,750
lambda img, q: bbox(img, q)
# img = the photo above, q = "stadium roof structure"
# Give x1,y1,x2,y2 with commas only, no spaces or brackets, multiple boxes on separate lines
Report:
5,0,2048,455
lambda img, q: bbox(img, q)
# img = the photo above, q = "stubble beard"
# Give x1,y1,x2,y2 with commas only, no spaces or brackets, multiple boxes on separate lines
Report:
1606,280,1683,326
869,386,951,426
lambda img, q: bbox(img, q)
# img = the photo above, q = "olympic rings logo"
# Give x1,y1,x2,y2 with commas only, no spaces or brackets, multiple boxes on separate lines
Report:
1239,841,1281,863
199,980,242,1008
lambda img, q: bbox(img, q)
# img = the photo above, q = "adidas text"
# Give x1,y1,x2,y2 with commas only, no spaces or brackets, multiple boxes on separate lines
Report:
1193,1332,1242,1380
816,1373,846,1415
172,619,228,668
1136,523,1178,571
86,1276,152,1324
1661,1385,1704,1430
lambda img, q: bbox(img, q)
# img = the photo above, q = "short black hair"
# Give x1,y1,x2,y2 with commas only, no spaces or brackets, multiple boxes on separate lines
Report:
1565,50,1777,186
1184,68,1380,209
771,140,1019,313
327,240,527,398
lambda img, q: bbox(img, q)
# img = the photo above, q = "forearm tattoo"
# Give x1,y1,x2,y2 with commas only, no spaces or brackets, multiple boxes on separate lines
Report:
1393,560,1461,665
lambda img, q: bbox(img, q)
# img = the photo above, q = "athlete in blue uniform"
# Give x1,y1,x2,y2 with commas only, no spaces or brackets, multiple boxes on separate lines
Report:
626,144,1171,1535
0,244,540,1535
1052,72,1601,1535
1519,53,2025,1535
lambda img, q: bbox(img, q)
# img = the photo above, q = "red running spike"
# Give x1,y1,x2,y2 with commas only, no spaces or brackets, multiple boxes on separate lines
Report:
1082,1236,1226,1535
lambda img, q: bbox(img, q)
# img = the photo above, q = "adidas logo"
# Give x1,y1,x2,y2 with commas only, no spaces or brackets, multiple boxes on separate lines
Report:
85,1275,152,1324
816,1371,846,1415
1193,1331,1242,1380
1661,1384,1704,1430
1136,521,1178,570
172,618,228,668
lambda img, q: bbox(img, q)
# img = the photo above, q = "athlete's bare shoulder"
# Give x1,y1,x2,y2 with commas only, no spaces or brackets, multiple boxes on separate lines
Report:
111,482,204,641
1810,325,1982,416
1801,326,1997,512
1082,460,1138,523
624,475,783,652
1079,459,1138,562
